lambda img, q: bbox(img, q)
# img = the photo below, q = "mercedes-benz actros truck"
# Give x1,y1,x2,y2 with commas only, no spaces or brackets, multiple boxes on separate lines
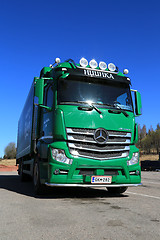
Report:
16,57,142,194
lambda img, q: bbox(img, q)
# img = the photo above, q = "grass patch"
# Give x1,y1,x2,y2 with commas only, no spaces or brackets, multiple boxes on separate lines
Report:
140,154,159,162
0,159,16,166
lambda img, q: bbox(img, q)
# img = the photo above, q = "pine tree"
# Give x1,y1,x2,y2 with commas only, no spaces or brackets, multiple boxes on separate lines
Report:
156,123,160,130
141,124,147,139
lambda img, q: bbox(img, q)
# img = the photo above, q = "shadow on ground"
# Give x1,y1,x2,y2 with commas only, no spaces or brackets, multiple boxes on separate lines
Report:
0,173,128,199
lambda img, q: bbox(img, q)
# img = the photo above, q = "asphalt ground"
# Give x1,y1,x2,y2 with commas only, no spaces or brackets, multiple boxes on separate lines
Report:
0,171,160,240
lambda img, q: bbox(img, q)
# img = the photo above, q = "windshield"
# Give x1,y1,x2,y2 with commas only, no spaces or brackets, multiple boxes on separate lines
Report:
58,77,133,111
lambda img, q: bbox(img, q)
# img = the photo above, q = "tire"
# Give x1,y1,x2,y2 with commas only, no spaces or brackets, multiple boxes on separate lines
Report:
19,160,30,182
33,158,46,195
107,187,128,194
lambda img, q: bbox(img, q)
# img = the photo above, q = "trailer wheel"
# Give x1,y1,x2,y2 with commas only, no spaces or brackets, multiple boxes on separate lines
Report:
107,187,128,194
33,159,45,195
19,160,29,182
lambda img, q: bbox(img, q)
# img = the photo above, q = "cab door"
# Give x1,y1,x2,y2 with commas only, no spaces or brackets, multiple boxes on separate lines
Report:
38,84,54,158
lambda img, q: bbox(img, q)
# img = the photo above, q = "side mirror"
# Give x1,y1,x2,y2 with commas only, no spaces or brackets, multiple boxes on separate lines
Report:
34,78,53,112
131,90,142,116
35,77,44,105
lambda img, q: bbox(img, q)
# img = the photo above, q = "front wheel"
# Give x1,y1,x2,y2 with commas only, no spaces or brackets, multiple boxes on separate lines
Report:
107,187,128,194
33,159,46,195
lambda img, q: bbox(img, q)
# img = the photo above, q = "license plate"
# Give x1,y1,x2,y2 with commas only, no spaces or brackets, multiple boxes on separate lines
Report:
91,176,112,184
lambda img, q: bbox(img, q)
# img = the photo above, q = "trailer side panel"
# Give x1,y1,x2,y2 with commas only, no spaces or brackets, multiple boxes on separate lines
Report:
16,82,34,159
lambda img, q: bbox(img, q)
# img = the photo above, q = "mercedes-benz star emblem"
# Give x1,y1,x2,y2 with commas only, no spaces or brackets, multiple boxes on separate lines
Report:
94,128,109,144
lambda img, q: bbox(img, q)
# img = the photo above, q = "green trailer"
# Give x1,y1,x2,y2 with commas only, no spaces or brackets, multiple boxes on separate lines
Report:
16,58,142,194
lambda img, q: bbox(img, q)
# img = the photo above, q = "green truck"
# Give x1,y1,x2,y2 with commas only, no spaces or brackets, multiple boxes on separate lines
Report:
16,57,142,194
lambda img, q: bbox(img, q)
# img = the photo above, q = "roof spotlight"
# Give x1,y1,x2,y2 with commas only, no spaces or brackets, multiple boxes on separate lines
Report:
108,63,116,72
89,59,98,69
49,57,61,68
99,61,107,70
123,69,129,74
79,58,88,68
55,58,61,64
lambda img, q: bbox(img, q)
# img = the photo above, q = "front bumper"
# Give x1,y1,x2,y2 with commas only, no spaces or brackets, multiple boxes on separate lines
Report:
45,183,142,187
40,143,141,186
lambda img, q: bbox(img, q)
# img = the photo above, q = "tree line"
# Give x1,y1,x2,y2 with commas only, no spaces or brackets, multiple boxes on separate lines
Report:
2,142,16,159
137,123,160,154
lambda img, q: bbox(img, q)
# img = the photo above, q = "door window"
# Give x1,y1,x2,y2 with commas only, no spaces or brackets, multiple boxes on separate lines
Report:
40,85,54,137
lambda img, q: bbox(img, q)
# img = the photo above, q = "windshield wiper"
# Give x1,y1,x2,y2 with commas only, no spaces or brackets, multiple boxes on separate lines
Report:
113,104,129,117
78,101,102,114
59,101,102,114
98,102,129,117
99,102,129,117
89,103,102,114
60,101,128,116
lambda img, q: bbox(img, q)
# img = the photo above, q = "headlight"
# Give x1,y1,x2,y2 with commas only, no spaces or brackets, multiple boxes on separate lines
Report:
127,152,139,166
51,148,73,165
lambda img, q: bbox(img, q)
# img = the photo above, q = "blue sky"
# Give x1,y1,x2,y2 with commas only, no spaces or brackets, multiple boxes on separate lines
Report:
0,0,160,157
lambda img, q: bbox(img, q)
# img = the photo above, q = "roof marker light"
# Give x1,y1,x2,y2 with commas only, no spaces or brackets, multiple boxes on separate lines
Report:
89,59,98,69
108,63,116,72
79,58,88,68
99,61,107,70
123,69,129,74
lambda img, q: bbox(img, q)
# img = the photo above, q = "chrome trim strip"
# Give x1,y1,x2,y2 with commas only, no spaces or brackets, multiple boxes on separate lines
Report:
45,183,142,187
66,128,93,135
68,136,95,143
69,151,129,160
109,133,131,138
67,136,131,144
68,143,130,152
66,128,131,138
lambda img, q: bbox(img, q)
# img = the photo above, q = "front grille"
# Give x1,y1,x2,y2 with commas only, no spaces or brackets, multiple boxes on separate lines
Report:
78,169,119,176
66,128,131,160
